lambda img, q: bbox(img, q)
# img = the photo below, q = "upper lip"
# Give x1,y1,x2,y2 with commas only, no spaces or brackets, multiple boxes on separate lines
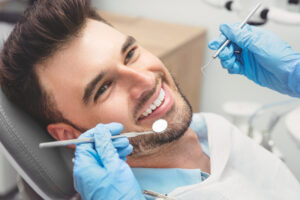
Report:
136,82,162,121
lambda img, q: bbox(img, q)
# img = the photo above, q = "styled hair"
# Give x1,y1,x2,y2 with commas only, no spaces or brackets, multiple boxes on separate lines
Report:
0,0,106,128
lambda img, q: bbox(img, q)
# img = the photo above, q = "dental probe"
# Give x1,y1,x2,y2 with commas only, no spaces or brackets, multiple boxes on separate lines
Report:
213,2,262,59
201,2,262,73
39,119,168,148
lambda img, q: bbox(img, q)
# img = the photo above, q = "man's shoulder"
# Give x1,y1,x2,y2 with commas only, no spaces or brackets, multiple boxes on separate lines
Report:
192,112,236,137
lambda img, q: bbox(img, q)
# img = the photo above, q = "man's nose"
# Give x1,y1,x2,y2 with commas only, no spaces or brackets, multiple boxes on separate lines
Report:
119,67,156,100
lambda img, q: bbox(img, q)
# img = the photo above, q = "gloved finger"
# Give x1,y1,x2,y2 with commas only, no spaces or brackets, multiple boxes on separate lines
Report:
74,129,100,167
103,122,123,136
221,56,236,70
74,145,99,166
218,44,234,61
228,61,243,74
232,43,242,52
118,144,133,159
208,34,227,50
94,124,119,166
77,127,94,140
219,23,255,49
112,137,130,149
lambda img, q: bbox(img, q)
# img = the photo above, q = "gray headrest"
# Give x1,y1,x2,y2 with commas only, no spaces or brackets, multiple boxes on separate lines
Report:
0,88,76,199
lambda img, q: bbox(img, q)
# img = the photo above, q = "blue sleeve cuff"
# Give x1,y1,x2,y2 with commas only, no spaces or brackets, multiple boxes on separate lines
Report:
288,61,300,98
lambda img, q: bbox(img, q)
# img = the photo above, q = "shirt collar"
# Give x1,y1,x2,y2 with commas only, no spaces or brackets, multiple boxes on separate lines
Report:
131,113,210,194
132,167,208,194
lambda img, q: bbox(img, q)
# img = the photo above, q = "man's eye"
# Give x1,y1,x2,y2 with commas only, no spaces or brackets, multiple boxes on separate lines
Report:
124,47,136,65
94,81,112,102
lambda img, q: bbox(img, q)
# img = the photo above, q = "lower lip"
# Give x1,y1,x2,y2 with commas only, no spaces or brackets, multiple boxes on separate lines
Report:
139,84,174,122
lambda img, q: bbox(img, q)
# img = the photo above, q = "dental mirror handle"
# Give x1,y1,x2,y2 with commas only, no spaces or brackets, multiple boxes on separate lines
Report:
39,119,167,148
39,137,95,148
213,2,262,59
39,131,153,148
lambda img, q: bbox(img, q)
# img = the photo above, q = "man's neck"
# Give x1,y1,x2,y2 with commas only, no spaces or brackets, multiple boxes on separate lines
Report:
127,128,210,173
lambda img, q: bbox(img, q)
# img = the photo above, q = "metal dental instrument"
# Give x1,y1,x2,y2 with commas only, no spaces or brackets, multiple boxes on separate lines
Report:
201,2,262,73
39,119,168,148
213,2,262,58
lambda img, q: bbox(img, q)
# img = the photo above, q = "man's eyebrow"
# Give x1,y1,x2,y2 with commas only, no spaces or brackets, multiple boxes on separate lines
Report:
82,71,106,105
121,36,136,55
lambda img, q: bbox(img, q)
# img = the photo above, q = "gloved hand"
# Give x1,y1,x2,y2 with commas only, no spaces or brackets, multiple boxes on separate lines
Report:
73,123,145,200
208,23,300,97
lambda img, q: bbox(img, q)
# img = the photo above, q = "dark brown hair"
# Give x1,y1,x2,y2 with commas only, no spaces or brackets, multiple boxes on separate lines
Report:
0,0,106,128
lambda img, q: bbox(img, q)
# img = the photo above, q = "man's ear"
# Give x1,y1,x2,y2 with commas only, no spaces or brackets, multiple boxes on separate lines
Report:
47,123,82,148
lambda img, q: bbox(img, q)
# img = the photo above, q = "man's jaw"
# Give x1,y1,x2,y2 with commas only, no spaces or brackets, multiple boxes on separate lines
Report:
128,73,193,158
136,83,174,124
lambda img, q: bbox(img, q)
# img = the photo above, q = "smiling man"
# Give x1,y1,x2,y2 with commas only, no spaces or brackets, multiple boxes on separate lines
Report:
37,20,193,159
1,0,300,200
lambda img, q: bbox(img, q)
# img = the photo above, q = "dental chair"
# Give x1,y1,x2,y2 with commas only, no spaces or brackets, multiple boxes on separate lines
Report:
0,88,76,199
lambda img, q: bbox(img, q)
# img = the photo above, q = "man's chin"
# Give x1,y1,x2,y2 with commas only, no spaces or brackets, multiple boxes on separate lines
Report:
129,95,192,157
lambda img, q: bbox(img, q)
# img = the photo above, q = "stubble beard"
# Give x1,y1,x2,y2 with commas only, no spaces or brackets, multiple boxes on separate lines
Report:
129,82,193,157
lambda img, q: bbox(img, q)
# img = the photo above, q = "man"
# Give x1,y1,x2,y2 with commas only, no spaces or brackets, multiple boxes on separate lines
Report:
0,0,299,199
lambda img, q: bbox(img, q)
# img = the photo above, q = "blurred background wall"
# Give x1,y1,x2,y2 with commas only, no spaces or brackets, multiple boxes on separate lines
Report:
92,0,300,179
0,1,299,195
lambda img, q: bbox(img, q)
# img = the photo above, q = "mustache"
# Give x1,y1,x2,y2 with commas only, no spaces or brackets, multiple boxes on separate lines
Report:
133,75,160,120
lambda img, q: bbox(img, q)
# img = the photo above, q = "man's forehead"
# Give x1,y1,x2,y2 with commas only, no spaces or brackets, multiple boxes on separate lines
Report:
35,19,129,98
83,19,126,46
38,19,126,70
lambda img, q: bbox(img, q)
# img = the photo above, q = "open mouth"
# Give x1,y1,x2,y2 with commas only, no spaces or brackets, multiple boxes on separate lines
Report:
141,88,165,118
137,84,173,121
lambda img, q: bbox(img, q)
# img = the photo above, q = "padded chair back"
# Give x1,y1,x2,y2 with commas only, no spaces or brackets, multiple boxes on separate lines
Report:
0,89,75,199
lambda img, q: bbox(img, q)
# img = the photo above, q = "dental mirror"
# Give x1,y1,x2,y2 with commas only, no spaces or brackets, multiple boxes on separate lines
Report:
39,119,169,148
152,119,168,133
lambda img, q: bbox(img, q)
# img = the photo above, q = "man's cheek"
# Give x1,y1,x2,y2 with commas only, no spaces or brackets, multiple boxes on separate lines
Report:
102,111,130,126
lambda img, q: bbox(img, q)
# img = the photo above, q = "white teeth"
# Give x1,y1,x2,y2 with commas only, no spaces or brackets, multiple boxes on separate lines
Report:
141,88,165,118
159,89,165,99
154,99,161,107
150,105,157,110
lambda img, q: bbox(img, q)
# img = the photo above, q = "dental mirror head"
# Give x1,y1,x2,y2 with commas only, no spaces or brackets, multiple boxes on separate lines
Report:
152,119,168,133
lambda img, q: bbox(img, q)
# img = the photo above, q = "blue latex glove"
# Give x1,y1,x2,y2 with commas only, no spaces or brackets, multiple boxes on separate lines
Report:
208,23,300,97
73,123,145,200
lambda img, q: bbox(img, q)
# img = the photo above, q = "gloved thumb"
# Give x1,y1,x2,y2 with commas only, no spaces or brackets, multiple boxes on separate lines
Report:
94,124,119,167
219,23,255,50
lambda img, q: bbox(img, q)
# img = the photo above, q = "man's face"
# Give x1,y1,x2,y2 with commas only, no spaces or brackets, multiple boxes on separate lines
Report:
37,19,192,156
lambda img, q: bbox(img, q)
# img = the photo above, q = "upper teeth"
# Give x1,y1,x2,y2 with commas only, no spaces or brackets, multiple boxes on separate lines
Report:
142,88,165,117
